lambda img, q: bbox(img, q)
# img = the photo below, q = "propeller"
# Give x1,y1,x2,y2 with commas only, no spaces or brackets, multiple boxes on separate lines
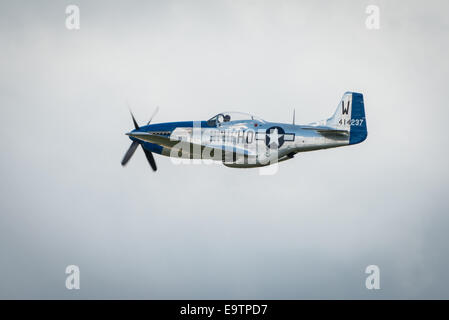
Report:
121,109,158,171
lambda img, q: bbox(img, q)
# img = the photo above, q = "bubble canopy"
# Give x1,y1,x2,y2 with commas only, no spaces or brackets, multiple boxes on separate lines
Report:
207,111,265,126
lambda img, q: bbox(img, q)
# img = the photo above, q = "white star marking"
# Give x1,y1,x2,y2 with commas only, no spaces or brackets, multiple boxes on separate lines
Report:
268,128,282,148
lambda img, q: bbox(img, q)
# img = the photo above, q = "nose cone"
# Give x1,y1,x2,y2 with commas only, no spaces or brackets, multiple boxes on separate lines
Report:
126,128,144,143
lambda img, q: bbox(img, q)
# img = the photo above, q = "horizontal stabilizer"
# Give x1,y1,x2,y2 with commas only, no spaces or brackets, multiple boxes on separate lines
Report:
301,126,349,138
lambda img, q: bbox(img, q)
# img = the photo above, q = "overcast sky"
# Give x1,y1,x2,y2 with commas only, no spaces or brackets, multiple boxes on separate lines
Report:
1,0,448,299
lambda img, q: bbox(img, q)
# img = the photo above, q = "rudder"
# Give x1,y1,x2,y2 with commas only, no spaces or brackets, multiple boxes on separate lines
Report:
349,92,367,145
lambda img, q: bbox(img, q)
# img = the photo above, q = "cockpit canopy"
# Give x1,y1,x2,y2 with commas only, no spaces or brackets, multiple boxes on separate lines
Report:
207,111,265,127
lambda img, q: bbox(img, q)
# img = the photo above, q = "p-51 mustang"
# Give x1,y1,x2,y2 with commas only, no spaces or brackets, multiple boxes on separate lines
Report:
121,92,367,171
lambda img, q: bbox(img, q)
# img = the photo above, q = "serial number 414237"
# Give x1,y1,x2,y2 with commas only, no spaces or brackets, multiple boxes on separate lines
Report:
339,118,364,126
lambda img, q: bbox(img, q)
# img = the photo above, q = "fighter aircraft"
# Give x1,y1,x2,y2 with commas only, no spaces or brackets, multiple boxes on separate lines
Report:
121,92,367,171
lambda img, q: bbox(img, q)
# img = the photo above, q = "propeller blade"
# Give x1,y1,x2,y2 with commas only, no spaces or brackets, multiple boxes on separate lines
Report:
142,147,157,171
129,110,139,130
121,141,139,166
147,106,159,125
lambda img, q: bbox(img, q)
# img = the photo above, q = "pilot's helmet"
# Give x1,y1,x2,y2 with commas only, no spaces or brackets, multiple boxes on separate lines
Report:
223,114,231,122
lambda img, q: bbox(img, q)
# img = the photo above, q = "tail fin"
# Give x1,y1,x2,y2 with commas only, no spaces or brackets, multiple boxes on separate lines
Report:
327,92,367,145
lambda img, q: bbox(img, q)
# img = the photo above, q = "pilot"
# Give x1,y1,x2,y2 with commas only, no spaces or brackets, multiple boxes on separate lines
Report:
223,114,231,122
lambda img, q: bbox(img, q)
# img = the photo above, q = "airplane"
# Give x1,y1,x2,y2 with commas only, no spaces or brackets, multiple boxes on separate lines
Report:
121,92,367,171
